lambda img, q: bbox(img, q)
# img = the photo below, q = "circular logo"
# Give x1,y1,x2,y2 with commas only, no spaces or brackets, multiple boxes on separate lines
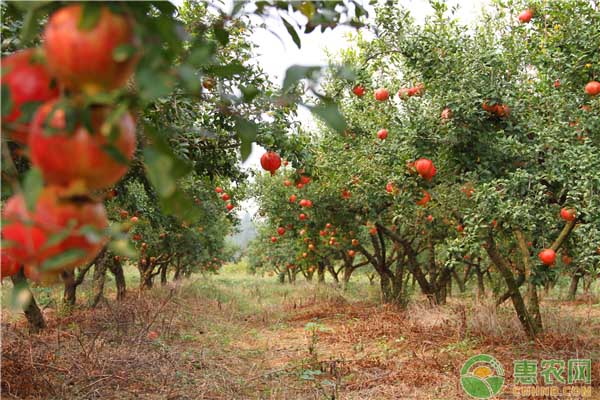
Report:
460,354,505,399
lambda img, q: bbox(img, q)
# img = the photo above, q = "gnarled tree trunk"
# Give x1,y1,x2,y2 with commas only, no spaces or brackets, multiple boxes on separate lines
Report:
11,269,46,333
108,260,126,300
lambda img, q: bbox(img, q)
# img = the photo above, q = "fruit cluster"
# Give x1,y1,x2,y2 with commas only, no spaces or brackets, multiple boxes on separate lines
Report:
1,5,139,283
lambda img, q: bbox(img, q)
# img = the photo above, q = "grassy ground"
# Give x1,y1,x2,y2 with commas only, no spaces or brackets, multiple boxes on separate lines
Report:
1,263,599,399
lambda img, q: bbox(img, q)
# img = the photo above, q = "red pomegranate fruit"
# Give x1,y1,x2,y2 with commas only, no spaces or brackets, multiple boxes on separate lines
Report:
43,4,138,94
260,151,282,175
29,101,136,192
1,186,108,273
1,49,60,143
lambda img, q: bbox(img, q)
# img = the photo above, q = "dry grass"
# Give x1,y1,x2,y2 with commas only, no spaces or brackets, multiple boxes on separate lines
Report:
1,270,599,399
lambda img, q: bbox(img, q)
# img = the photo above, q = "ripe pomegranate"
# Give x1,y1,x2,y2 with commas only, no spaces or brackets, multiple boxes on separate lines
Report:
427,215,433,222
130,216,139,224
277,227,285,236
147,331,160,340
299,199,309,207
369,227,378,235
538,248,556,265
1,186,108,272
377,129,388,140
299,213,307,221
226,203,234,212
202,78,215,90
299,175,311,185
456,224,464,233
308,244,315,251
296,183,304,189
352,85,365,97
1,251,20,279
319,230,326,236
416,190,431,206
1,49,59,143
554,79,560,88
560,208,576,221
119,209,129,219
397,87,410,99
441,108,452,120
518,9,533,23
271,236,277,243
414,158,436,180
215,187,223,193
289,194,297,203
351,239,359,246
221,193,230,201
29,101,136,192
43,4,138,94
374,88,389,101
585,81,600,96
348,250,356,258
260,151,282,175
341,189,351,199
284,180,292,187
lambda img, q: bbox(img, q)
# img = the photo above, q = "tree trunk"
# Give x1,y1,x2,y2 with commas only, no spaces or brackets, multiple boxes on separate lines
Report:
452,269,466,293
567,272,580,301
317,262,325,283
91,257,108,308
527,280,543,331
327,264,339,283
485,232,540,339
380,274,392,302
108,261,126,300
62,270,77,306
476,267,486,301
160,264,168,286
342,266,354,290
11,269,46,333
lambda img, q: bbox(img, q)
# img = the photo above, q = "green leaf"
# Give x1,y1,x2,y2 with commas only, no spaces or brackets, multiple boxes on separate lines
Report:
41,249,87,271
307,101,347,133
109,239,138,259
281,16,301,48
206,61,246,78
102,144,130,166
1,84,13,118
240,140,252,162
213,25,229,45
113,44,137,62
178,65,201,92
16,100,43,124
22,168,44,212
234,117,258,142
136,69,174,101
283,65,321,92
78,3,102,31
241,85,260,102
159,189,202,223
144,147,178,198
